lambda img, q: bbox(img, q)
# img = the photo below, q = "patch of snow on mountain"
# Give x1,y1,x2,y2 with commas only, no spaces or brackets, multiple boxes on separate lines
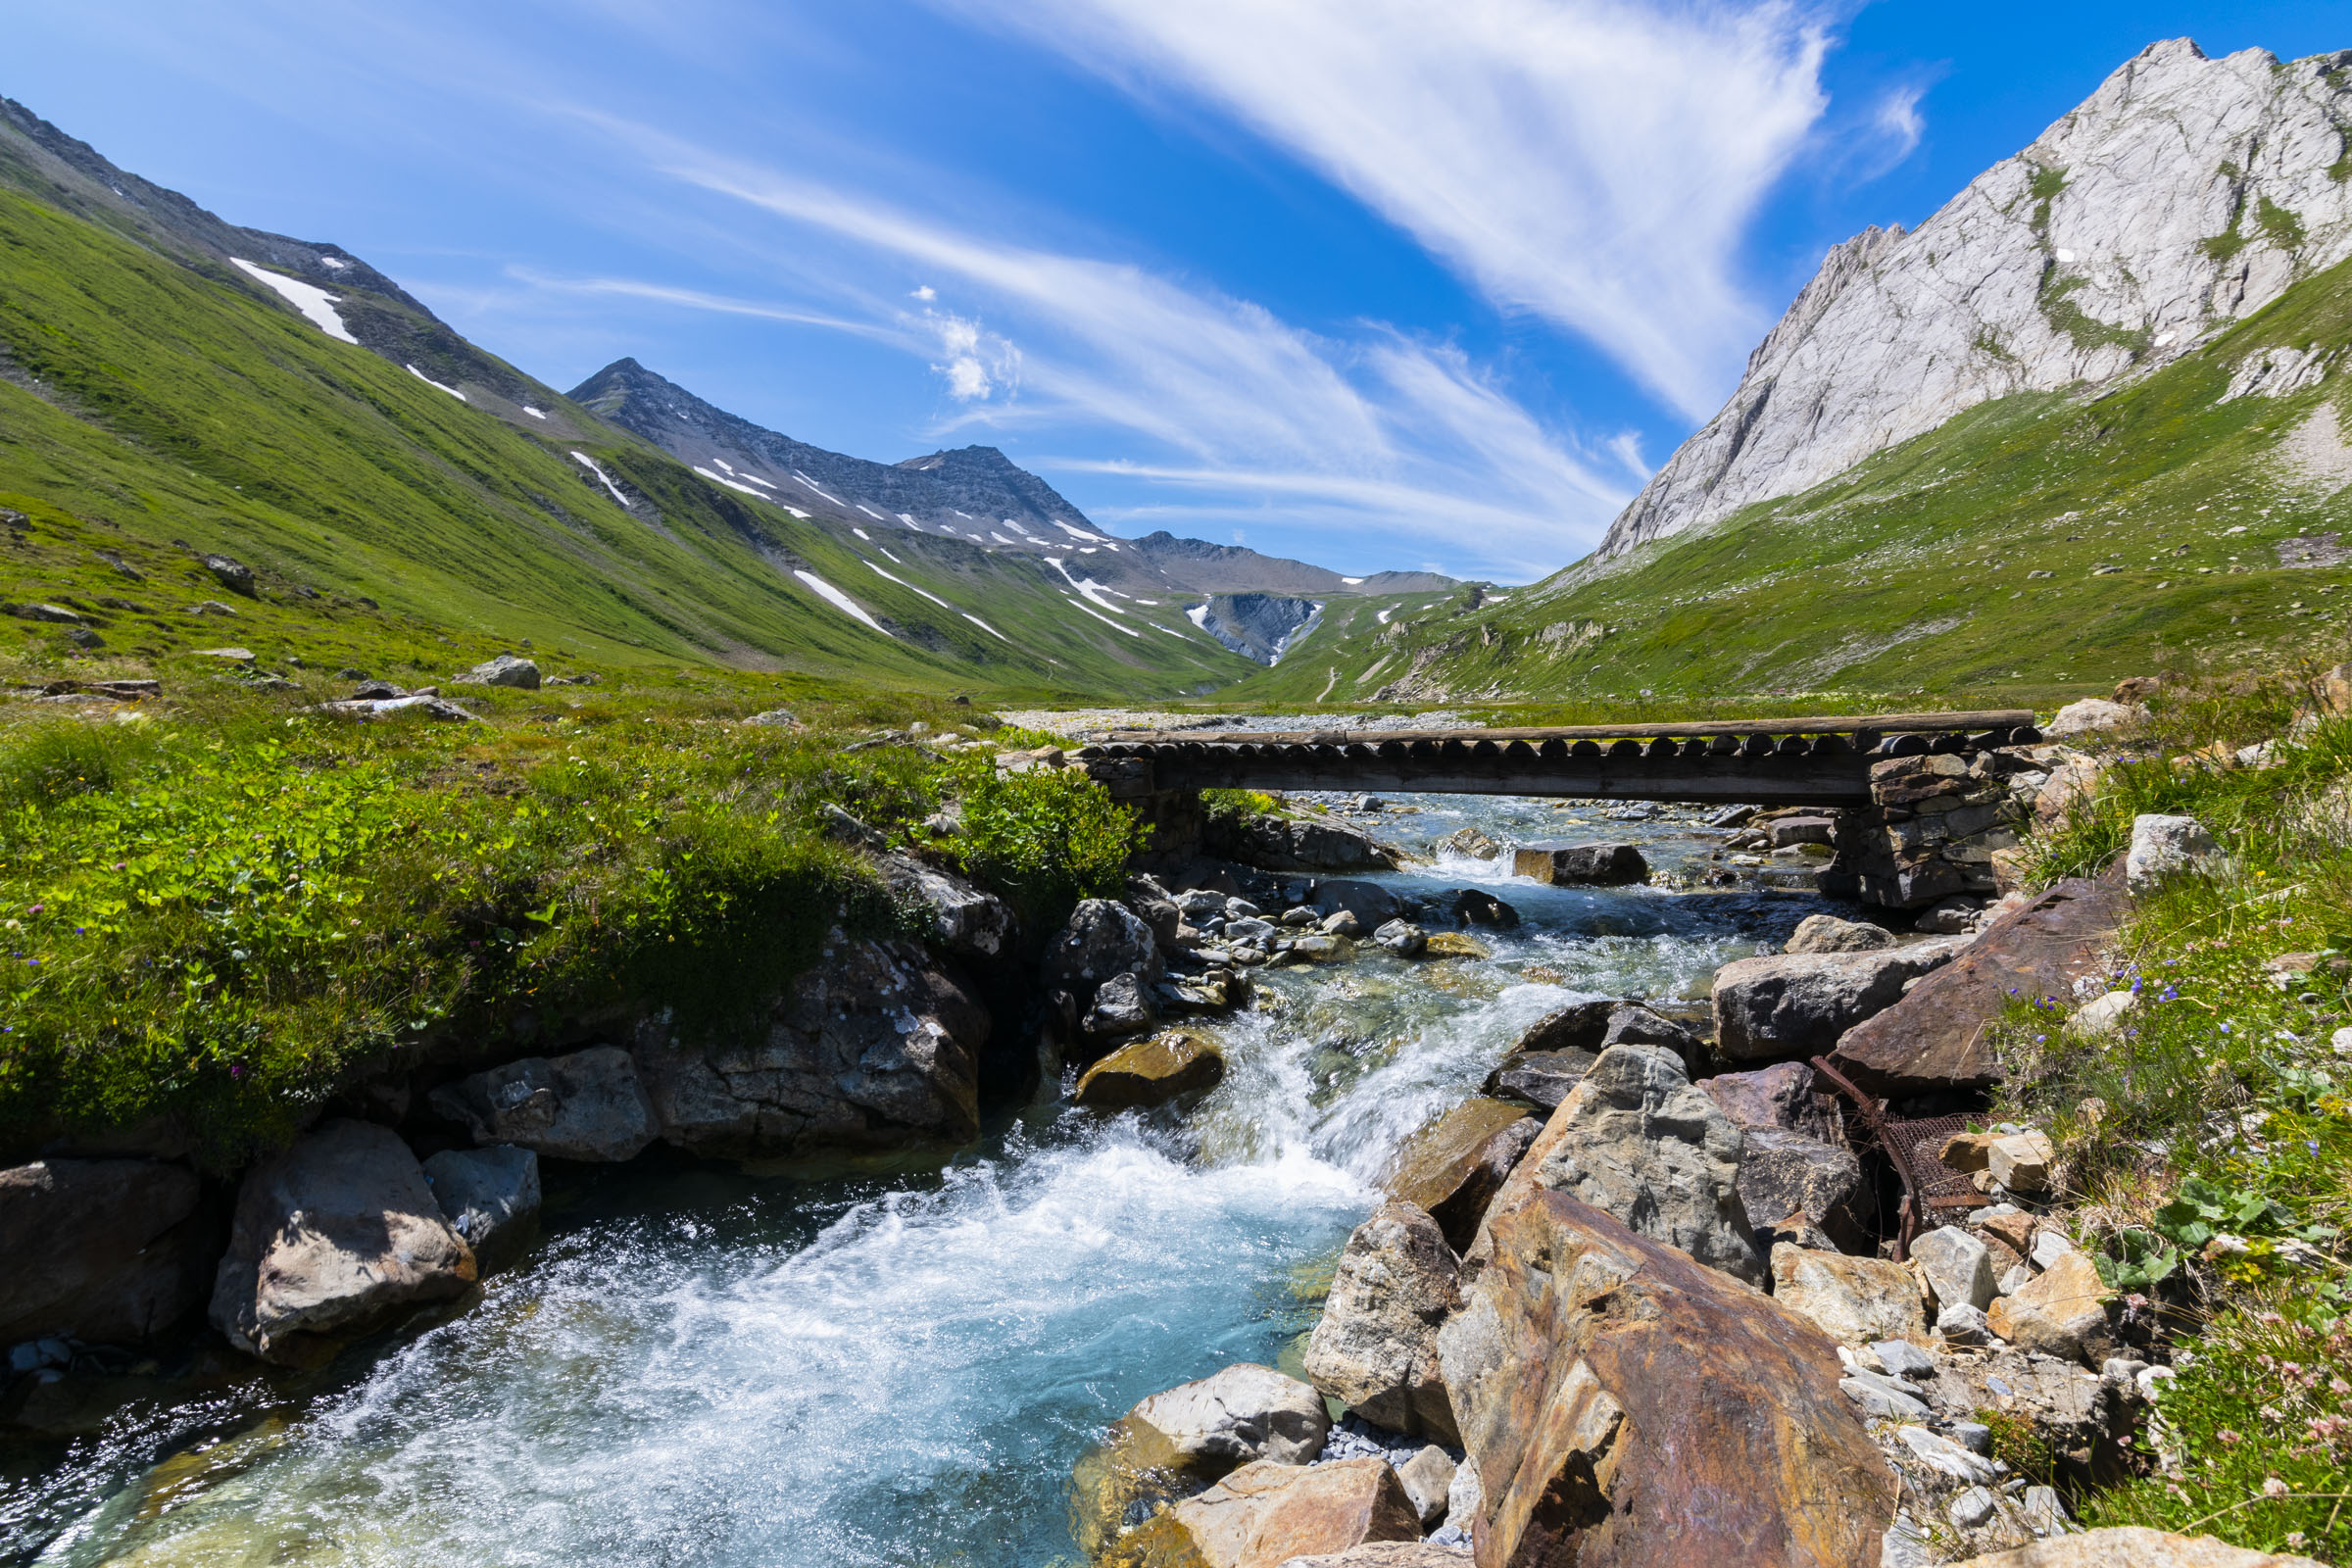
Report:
1342,576,1364,585
991,532,1021,546
1377,609,1393,623
318,255,349,270
857,504,889,520
952,510,975,519
879,548,904,564
783,506,810,519
405,365,468,401
961,613,1010,642
853,527,871,540
1053,519,1108,543
570,452,631,508
1186,604,1211,630
1046,557,1132,617
897,513,917,525
230,259,358,343
792,472,846,507
1064,596,1142,638
694,466,766,497
522,406,549,419
793,570,887,633
860,559,954,611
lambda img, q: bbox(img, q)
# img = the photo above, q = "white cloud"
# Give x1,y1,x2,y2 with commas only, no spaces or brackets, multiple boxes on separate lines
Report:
941,0,1832,419
1874,84,1925,159
911,284,937,301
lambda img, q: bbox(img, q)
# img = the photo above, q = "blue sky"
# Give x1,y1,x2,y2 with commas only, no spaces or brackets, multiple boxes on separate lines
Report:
10,1,2352,580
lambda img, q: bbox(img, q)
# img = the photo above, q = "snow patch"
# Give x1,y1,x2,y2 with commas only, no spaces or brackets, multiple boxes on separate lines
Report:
694,466,766,497
230,259,358,343
1186,604,1211,630
961,612,1010,642
1064,596,1142,638
897,513,917,525
879,547,904,564
860,558,955,610
521,405,549,419
1377,609,1393,624
782,506,810,519
1053,519,1110,544
791,472,846,507
570,452,631,508
857,504,889,520
793,570,888,634
1341,576,1364,585
853,527,871,540
1046,557,1131,617
406,364,468,401
991,532,1021,546
318,255,349,270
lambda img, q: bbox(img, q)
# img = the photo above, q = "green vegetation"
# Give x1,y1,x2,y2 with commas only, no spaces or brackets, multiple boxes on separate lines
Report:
2259,196,2309,252
1200,787,1280,826
0,679,1122,1159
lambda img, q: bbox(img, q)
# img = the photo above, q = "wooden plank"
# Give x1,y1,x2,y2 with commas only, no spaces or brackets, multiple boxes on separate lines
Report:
1141,755,1874,808
1104,709,2032,747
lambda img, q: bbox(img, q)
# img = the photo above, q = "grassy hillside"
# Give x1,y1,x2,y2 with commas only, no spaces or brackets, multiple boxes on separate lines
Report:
1230,257,2352,710
0,186,1255,700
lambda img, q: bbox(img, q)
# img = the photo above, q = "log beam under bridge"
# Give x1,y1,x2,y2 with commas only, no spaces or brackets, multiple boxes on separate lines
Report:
1078,710,2038,808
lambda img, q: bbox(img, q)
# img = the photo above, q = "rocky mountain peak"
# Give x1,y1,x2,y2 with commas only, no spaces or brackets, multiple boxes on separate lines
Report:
1597,37,2352,562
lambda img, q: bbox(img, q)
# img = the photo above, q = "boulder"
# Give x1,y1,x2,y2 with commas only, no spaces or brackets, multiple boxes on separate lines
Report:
1911,1225,1996,1314
1596,1002,1706,1074
1481,1044,1764,1286
1440,1192,1896,1568
453,653,540,689
1154,1457,1421,1568
1290,935,1353,963
1302,1202,1461,1443
1083,972,1160,1038
1045,899,1163,1001
1215,813,1400,873
1509,842,1648,885
1075,1030,1226,1108
1771,1244,1929,1348
1479,1049,1595,1112
1711,940,1970,1062
1421,933,1491,959
0,1159,212,1344
1382,1100,1540,1253
2044,698,2145,737
2126,813,2223,894
1830,876,2127,1098
1432,826,1500,859
1785,914,1897,954
1320,910,1364,939
1124,876,1183,950
1430,888,1518,928
1697,1060,1840,1142
428,1046,659,1163
209,1119,475,1364
1986,1131,2055,1195
1312,880,1405,925
1767,815,1838,848
1505,997,1617,1055
1392,1446,1456,1528
1125,1362,1333,1477
1370,919,1426,956
878,854,1015,959
633,932,985,1159
1987,1252,2113,1366
1267,1544,1473,1568
419,1145,540,1273
1949,1528,2323,1567
201,553,257,596
1735,1127,1876,1254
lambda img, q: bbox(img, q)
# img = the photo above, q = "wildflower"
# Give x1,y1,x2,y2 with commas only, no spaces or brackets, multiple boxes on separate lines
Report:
2220,1429,2243,1445
2263,1477,2289,1498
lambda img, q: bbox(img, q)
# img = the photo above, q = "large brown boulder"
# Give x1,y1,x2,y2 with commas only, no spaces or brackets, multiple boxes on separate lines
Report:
1830,876,2127,1097
0,1159,212,1344
1770,1244,1928,1348
1438,1191,1896,1567
1950,1529,2325,1567
1735,1128,1875,1254
1711,941,1969,1062
1076,1031,1226,1108
633,932,985,1159
1302,1202,1461,1443
209,1119,475,1365
1383,1100,1540,1252
1697,1061,1840,1142
1138,1457,1421,1568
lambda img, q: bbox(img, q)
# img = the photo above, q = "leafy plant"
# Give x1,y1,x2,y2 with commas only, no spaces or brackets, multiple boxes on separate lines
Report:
946,756,1143,926
2094,1227,2183,1293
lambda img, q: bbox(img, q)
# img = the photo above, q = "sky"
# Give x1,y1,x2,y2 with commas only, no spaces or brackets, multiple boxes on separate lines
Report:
9,1,2352,581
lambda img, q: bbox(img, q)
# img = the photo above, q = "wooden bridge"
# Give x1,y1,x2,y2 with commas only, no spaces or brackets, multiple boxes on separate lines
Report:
1078,710,2039,808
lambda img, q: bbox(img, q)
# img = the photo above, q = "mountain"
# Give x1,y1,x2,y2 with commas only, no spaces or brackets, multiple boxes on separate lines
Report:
1603,39,2352,559
1223,38,2352,706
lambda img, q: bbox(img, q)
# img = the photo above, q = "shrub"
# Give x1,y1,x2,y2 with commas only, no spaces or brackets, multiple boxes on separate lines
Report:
948,757,1142,925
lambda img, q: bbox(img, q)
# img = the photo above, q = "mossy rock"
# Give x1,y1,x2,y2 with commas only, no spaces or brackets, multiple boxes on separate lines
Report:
1074,1030,1225,1109
1421,932,1492,960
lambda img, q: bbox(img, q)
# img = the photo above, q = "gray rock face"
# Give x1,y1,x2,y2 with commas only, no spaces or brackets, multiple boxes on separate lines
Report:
1734,1126,1876,1255
1043,899,1162,1001
1312,878,1405,925
1481,1049,1595,1111
2126,813,2223,893
1786,914,1896,955
877,854,1014,959
1597,40,2352,558
1197,591,1321,663
1126,1362,1332,1476
1912,1225,1998,1315
1697,1060,1839,1142
210,1119,476,1364
0,1159,211,1344
429,1046,660,1163
1302,1201,1462,1444
454,653,540,689
420,1146,541,1273
1493,1043,1763,1286
1081,971,1157,1038
1710,939,1970,1062
634,931,986,1159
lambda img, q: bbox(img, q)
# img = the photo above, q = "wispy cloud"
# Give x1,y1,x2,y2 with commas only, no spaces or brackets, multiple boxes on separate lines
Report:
938,0,1833,419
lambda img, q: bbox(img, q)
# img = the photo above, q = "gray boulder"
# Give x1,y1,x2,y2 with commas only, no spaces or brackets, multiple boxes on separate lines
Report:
1125,1362,1332,1476
1510,842,1648,885
1912,1225,1997,1315
1302,1201,1462,1443
1081,971,1157,1038
1735,1127,1876,1255
877,854,1014,959
1371,918,1427,956
1214,813,1399,872
1697,1060,1840,1143
634,932,986,1159
1487,1043,1763,1286
429,1045,659,1162
210,1119,475,1364
1597,1003,1706,1073
1312,879,1404,924
420,1146,541,1273
1785,914,1896,955
2125,813,2222,894
1122,876,1182,950
1710,939,1970,1062
0,1159,212,1344
202,553,257,597
1043,898,1162,1001
1480,1049,1595,1111
454,653,541,689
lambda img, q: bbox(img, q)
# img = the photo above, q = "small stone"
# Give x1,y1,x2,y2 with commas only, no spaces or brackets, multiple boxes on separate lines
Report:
1371,919,1426,956
2125,813,2222,894
1987,1131,2055,1194
1937,1303,1993,1346
1951,1421,1993,1455
1898,1424,2000,1485
1785,914,1896,955
1912,1225,1997,1313
1291,934,1353,963
1393,1445,1456,1526
2029,1230,2079,1270
1871,1340,1937,1380
1976,1206,2036,1256
1281,906,1321,927
1840,1372,1932,1421
1948,1485,1999,1530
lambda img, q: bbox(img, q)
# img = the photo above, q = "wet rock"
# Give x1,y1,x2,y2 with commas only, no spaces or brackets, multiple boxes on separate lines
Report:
453,653,540,689
1441,1192,1896,1568
635,932,985,1159
1711,940,1970,1062
1596,1002,1706,1074
1154,1456,1421,1568
1370,919,1426,956
1509,841,1649,885
1074,1030,1225,1108
1912,1225,1997,1314
1290,934,1354,963
420,1146,540,1273
1083,972,1160,1039
1045,899,1163,1002
878,854,1014,959
1303,1202,1462,1443
1383,1100,1540,1252
1832,876,2127,1097
428,1046,659,1163
1987,1252,2114,1366
1949,1529,2327,1566
1420,932,1490,959
2126,813,2223,894
1505,997,1617,1054
1771,1244,1929,1347
1392,1446,1456,1527
1786,913,1897,954
0,1159,210,1344
1126,1363,1333,1477
210,1119,475,1365
1697,1060,1840,1142
1214,813,1400,873
1479,1049,1595,1112
1736,1127,1876,1254
1312,879,1405,925
1483,1044,1763,1286
1429,888,1517,928
1319,909,1364,939
1431,826,1499,859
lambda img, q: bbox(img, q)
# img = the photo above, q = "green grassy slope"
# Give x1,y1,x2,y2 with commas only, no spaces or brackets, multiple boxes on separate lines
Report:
1227,258,2352,709
0,187,1256,698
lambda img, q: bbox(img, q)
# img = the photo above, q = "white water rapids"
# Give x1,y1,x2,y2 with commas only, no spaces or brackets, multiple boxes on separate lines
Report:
12,795,1837,1567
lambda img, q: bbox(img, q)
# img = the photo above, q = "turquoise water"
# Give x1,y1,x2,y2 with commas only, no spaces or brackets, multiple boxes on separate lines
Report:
15,798,1832,1567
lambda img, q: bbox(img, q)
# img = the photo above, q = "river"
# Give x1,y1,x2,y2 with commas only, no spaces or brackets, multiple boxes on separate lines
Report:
8,792,1838,1567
